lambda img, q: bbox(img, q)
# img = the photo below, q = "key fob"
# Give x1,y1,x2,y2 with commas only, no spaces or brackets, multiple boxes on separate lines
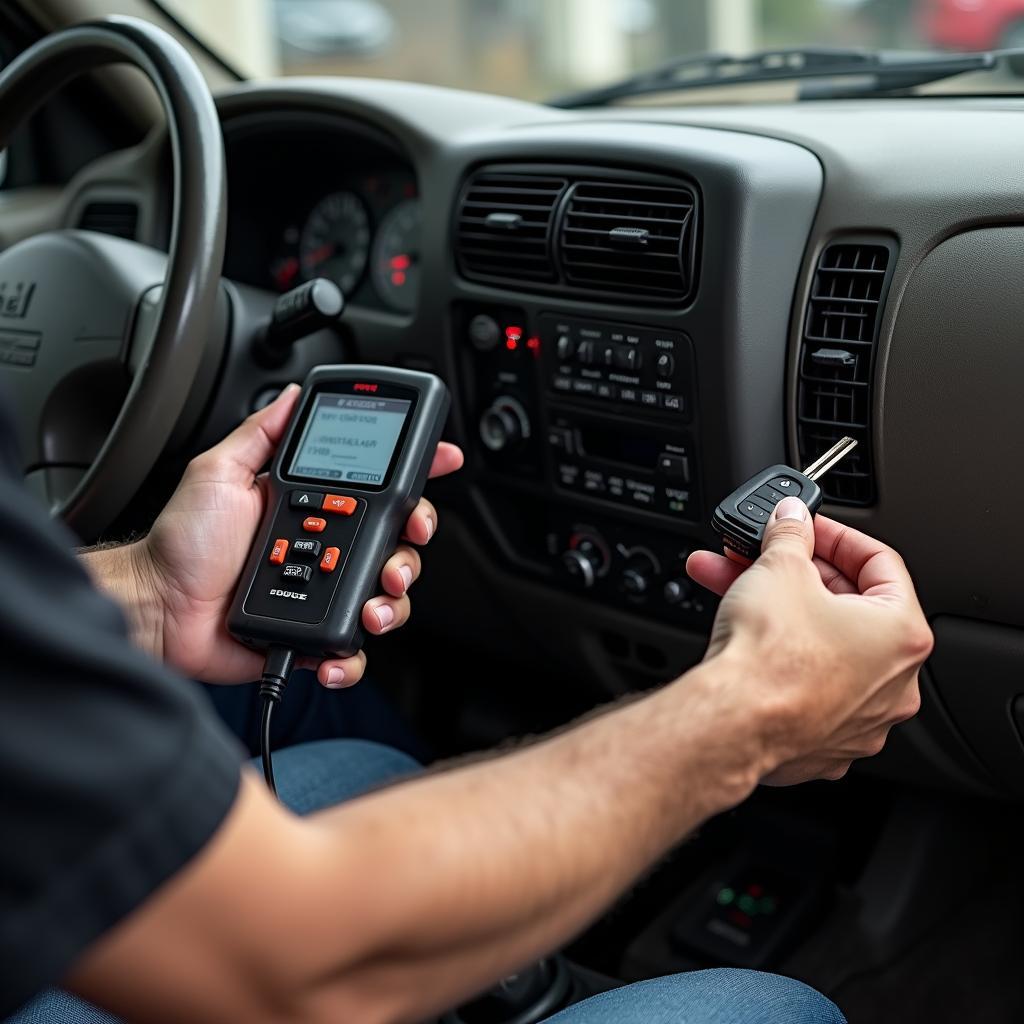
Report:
712,465,823,561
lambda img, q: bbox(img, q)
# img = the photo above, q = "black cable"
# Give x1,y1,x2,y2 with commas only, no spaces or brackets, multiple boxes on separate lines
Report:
258,645,296,798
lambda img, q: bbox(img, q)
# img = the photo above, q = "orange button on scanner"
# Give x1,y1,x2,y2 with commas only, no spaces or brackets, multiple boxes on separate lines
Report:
322,494,358,516
302,516,327,533
269,538,289,565
320,546,341,573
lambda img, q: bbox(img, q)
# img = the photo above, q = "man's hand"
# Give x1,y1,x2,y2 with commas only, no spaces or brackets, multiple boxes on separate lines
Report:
687,496,933,785
85,385,463,686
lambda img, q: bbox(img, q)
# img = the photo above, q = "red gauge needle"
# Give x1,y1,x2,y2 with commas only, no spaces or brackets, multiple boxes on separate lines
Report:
273,256,300,290
303,242,336,267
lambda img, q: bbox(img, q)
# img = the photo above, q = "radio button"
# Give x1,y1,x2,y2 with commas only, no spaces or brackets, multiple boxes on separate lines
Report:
596,383,614,399
640,390,661,408
576,341,596,366
617,386,639,403
556,334,576,361
657,453,690,481
571,379,596,396
323,494,358,516
281,563,312,582
663,394,684,412
547,427,573,452
615,347,642,372
656,353,675,378
599,344,617,367
553,375,572,391
290,490,322,509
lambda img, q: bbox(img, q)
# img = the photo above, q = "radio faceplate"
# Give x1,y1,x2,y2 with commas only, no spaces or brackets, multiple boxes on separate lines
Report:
540,314,694,418
546,406,699,521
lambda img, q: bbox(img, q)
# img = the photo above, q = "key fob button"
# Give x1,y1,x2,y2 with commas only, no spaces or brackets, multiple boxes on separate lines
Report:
268,539,288,565
281,563,312,582
292,538,321,558
739,501,771,524
290,490,322,509
753,484,787,506
768,477,803,497
302,516,327,533
320,546,341,573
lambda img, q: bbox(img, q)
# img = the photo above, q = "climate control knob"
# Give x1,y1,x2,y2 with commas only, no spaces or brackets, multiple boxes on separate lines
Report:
560,533,606,589
479,396,531,453
621,552,658,598
663,578,694,606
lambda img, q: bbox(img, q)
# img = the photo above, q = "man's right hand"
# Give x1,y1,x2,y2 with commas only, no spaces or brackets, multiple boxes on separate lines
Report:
687,496,933,786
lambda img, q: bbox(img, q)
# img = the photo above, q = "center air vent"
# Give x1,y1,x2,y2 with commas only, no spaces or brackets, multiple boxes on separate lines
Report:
77,201,139,240
797,240,894,505
454,166,699,303
455,172,567,284
560,181,695,300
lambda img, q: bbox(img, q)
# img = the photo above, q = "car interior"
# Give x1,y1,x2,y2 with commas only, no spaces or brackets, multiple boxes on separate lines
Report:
3,1,1024,1021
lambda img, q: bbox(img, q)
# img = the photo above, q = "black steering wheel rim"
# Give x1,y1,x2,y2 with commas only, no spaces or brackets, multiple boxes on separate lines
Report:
0,15,225,540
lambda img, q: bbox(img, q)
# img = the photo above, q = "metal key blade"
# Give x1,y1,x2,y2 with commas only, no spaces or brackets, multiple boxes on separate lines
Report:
802,436,858,482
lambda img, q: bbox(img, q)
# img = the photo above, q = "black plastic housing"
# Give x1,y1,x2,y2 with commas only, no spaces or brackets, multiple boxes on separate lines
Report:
228,365,450,657
712,464,822,561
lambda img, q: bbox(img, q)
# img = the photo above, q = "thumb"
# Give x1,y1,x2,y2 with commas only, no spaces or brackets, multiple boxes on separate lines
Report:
760,496,815,561
205,383,301,482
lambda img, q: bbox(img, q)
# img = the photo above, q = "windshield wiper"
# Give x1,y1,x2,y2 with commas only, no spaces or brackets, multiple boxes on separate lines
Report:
548,47,997,109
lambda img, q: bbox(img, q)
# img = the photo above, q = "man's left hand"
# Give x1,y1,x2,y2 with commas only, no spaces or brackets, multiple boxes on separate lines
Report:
84,384,463,687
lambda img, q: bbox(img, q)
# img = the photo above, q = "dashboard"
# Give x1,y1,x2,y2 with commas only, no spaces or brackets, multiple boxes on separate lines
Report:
35,79,1024,802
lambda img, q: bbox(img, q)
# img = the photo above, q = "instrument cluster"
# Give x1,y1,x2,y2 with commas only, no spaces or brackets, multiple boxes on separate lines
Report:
223,122,421,314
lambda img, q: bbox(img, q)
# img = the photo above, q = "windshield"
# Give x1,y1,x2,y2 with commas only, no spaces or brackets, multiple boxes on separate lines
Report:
156,0,1024,101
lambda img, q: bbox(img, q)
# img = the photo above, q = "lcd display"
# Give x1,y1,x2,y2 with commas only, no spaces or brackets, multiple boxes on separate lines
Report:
289,392,412,485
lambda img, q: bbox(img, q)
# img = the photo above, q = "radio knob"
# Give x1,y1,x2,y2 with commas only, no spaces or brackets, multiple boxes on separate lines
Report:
621,553,658,598
663,578,693,606
469,314,501,351
479,396,531,453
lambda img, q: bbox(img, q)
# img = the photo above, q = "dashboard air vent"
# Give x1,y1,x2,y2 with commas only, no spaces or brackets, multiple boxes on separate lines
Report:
797,241,893,505
77,201,139,240
559,181,695,300
455,172,567,284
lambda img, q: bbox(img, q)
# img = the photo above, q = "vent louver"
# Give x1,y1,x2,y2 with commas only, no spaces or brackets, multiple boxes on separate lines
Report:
455,172,567,284
78,201,139,240
797,241,893,505
560,181,695,300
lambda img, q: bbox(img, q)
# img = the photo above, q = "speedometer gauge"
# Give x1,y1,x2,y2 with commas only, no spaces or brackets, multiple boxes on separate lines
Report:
299,191,371,294
371,199,421,314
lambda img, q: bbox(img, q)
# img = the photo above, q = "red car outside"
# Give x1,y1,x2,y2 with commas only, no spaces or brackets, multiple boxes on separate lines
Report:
917,0,1024,52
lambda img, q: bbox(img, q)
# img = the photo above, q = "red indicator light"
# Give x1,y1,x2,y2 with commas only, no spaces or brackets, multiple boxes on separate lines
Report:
354,382,379,392
391,271,407,286
505,338,518,351
526,336,541,352
389,254,411,271
505,325,523,341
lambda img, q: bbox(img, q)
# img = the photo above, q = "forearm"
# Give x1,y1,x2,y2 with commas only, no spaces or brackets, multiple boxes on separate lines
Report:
70,653,771,1024
310,658,765,1018
79,540,163,660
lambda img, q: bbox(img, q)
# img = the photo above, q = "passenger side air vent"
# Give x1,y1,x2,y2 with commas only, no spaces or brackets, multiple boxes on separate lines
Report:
77,201,139,240
559,181,696,301
455,172,567,284
797,241,894,505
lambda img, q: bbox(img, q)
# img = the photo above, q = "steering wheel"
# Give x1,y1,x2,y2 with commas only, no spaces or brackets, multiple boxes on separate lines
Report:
0,16,225,541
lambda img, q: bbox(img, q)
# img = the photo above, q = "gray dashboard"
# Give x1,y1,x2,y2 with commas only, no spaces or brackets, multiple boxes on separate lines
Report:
29,79,1024,798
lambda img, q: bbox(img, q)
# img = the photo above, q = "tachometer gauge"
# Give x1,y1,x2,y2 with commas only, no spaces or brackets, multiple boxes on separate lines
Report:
299,191,371,294
371,199,421,314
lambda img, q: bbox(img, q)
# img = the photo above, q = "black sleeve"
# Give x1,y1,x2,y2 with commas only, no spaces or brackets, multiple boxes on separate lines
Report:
0,431,245,1016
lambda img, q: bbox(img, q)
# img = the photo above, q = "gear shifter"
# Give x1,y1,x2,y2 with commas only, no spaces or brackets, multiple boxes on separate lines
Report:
441,957,573,1024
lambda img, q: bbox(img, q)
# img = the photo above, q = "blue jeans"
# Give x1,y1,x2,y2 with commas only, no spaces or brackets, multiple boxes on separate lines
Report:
9,739,844,1024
